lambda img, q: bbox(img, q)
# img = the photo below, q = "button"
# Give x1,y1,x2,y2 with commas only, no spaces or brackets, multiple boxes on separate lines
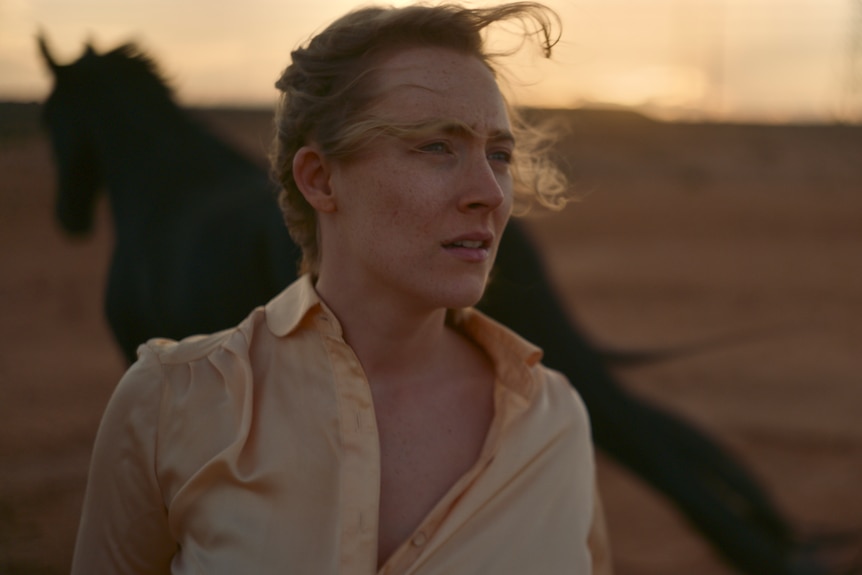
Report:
411,532,427,547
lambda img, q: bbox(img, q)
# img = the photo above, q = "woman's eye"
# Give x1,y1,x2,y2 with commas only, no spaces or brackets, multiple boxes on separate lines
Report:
488,149,513,164
418,142,451,154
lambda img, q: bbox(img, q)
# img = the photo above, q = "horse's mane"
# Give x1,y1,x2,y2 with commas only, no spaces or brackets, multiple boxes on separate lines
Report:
81,43,175,102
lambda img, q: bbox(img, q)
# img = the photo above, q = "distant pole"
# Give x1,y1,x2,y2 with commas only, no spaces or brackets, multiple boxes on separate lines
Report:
840,0,862,122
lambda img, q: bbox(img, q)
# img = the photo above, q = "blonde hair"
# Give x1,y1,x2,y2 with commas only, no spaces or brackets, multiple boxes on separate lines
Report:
271,2,568,275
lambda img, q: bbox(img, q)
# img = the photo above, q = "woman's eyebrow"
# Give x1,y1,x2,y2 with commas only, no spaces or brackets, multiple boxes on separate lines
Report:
487,129,516,147
388,119,515,146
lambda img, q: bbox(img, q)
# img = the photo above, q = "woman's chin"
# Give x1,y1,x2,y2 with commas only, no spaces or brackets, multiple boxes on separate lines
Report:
439,277,490,309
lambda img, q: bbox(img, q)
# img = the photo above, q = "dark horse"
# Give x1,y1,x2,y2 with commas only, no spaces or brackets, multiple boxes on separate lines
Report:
39,39,842,575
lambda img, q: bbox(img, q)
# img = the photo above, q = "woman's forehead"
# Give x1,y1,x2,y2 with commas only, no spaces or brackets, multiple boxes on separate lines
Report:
369,46,509,129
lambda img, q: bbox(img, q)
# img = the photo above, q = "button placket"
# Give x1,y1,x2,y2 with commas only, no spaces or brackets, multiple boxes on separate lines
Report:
324,330,381,574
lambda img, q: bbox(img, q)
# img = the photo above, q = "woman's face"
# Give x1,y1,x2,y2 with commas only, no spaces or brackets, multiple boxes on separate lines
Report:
319,46,514,312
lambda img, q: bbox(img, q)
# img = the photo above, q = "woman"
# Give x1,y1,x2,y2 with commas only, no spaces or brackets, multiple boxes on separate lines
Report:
71,3,611,574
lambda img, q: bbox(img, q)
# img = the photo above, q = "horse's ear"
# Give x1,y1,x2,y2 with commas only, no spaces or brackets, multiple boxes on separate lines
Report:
36,31,60,73
84,42,96,57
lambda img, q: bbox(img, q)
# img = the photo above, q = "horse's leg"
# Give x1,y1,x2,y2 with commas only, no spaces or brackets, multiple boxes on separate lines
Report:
478,221,814,575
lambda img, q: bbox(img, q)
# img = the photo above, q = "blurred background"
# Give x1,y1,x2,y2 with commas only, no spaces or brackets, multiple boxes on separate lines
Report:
3,0,862,123
2,1,861,574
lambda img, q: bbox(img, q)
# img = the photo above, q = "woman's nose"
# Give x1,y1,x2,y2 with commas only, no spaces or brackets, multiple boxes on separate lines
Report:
458,153,507,212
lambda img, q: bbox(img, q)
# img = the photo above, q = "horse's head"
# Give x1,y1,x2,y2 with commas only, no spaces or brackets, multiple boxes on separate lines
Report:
39,36,105,235
38,35,175,235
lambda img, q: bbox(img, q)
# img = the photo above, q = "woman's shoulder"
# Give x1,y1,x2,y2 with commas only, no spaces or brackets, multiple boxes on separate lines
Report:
140,328,239,365
108,306,273,419
534,363,589,415
136,306,269,366
138,275,319,367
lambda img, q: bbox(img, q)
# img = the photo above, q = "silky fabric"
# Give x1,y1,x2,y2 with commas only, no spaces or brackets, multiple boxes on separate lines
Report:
72,275,603,574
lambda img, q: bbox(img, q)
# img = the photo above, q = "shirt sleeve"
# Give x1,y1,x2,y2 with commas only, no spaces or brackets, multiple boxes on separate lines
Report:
71,344,177,575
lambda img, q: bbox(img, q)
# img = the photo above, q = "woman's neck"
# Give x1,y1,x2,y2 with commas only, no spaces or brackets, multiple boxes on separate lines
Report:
315,277,454,382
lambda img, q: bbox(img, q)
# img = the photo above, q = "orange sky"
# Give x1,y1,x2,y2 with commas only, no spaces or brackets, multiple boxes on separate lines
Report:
2,0,859,122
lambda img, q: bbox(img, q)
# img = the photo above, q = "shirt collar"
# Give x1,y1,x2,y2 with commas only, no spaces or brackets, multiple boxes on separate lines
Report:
448,307,544,400
265,274,332,337
265,276,544,399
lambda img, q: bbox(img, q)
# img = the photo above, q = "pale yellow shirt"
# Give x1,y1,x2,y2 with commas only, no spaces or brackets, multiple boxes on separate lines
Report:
72,275,608,574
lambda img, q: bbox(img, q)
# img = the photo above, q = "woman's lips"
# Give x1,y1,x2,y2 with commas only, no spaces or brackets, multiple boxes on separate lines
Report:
442,235,492,262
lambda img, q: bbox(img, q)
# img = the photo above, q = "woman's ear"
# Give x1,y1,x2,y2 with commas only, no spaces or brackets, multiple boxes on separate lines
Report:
293,146,337,213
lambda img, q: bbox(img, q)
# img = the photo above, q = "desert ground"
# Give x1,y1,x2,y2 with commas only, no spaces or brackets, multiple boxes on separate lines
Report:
1,102,860,574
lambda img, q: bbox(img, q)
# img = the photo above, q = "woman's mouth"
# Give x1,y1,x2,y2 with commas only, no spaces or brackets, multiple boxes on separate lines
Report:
442,236,492,262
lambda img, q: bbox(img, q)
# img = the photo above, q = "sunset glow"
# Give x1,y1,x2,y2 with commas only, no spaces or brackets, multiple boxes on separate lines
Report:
1,0,858,123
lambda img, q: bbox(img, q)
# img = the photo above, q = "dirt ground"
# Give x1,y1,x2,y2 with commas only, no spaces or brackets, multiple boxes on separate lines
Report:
1,103,861,574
